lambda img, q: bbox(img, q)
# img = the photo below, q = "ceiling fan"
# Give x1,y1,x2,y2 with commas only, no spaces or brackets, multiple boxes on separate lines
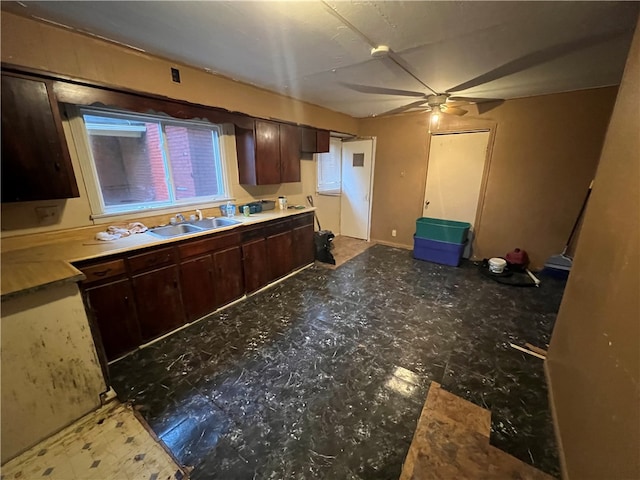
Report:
341,65,497,118
319,2,502,117
341,44,504,117
321,1,629,118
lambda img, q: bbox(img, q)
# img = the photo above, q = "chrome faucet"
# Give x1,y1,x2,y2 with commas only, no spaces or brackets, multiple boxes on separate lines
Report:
175,213,186,223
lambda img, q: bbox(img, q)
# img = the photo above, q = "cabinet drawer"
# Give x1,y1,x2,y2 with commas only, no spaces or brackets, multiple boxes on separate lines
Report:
178,231,240,259
127,247,176,274
240,224,267,243
290,212,314,228
263,218,292,237
78,259,126,285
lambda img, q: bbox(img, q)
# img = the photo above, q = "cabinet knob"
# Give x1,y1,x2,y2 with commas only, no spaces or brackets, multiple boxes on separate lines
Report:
54,162,61,172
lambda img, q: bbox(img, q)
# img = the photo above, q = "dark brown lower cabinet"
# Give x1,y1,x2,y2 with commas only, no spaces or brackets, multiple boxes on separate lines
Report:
76,213,316,363
267,230,294,282
292,224,315,269
242,237,270,294
180,254,216,323
133,265,186,342
85,278,140,361
213,246,244,307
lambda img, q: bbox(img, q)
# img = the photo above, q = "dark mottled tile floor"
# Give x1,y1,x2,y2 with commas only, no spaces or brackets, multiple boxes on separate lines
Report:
110,245,565,479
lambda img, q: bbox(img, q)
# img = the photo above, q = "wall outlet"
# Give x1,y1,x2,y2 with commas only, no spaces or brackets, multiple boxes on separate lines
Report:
35,205,59,225
391,229,397,237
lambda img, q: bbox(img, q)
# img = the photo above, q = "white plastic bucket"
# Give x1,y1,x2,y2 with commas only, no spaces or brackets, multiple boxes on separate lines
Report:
489,257,507,274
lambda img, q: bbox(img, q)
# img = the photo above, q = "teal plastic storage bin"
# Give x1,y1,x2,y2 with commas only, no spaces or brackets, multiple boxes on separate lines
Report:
416,217,471,244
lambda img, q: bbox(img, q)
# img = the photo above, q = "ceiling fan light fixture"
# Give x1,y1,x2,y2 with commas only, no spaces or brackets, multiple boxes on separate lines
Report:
430,107,441,124
370,45,390,58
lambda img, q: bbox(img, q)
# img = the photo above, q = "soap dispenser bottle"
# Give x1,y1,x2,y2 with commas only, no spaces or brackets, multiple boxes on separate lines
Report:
226,201,234,217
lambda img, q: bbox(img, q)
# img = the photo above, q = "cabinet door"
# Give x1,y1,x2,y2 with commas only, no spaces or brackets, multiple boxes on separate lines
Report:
235,124,257,185
255,120,281,185
242,238,270,294
133,265,186,342
316,129,330,153
86,279,141,361
180,255,216,322
301,127,330,154
301,127,317,153
279,123,301,183
267,230,294,282
292,224,315,269
213,246,244,307
1,73,79,202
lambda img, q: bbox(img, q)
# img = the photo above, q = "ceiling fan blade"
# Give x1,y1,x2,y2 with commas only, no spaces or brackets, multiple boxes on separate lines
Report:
341,83,426,98
449,96,504,114
449,96,503,104
441,105,467,116
386,50,438,95
378,100,429,116
446,28,630,94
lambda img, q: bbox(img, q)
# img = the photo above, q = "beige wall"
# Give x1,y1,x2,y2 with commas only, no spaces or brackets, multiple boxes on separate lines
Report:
0,12,357,134
546,19,640,480
359,113,431,248
360,87,617,268
1,283,107,463
0,12,357,238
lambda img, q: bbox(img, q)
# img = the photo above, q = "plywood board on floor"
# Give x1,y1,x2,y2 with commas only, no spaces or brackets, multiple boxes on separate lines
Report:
402,382,555,480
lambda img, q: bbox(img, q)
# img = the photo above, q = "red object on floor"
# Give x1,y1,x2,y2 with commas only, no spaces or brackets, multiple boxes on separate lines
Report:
505,248,529,267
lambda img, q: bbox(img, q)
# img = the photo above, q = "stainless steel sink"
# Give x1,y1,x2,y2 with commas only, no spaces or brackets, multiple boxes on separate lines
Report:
189,217,242,229
148,217,241,238
148,223,204,238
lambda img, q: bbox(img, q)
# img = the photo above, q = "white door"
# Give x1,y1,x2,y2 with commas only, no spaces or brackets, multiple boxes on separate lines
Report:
340,139,375,240
423,131,490,255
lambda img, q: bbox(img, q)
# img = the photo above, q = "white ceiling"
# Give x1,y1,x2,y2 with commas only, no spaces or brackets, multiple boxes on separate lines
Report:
4,1,639,118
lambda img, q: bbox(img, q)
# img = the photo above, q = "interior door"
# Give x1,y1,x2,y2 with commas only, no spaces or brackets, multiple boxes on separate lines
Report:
340,139,374,240
423,131,490,256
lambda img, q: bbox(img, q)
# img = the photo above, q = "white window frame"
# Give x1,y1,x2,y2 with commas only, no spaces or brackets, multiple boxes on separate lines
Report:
317,137,342,196
68,105,232,219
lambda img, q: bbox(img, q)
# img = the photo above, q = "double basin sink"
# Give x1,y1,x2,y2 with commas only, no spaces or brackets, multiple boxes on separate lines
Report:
148,217,242,238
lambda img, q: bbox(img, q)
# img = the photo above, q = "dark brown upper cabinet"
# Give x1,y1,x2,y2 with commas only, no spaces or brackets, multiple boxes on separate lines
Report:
236,120,302,185
279,123,302,183
1,71,79,203
301,127,330,154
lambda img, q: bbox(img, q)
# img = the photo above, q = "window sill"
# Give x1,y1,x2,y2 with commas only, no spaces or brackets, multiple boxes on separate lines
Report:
90,198,234,224
317,190,341,197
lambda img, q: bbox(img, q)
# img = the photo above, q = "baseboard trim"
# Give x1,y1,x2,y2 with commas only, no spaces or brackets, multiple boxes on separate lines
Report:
373,239,412,250
544,361,570,480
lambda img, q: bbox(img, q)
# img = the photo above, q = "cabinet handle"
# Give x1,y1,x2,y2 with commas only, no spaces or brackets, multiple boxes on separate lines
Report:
124,296,129,303
93,269,111,277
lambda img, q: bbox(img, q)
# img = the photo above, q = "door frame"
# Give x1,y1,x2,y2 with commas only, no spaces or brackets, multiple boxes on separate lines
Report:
340,136,376,241
423,121,497,253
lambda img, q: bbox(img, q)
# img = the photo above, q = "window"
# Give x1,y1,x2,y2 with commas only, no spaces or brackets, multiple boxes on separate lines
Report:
317,137,342,195
74,107,229,216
